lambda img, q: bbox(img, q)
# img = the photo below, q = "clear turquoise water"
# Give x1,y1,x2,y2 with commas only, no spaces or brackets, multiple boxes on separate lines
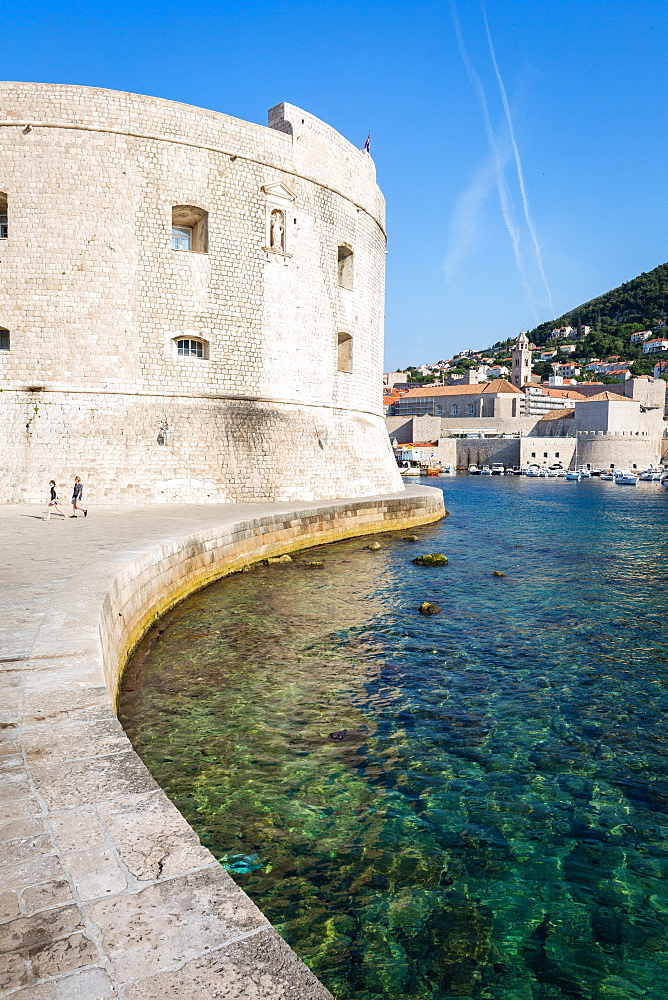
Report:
119,477,668,999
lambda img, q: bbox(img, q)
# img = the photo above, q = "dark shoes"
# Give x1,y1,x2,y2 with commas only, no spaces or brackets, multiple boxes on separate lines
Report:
84,510,88,517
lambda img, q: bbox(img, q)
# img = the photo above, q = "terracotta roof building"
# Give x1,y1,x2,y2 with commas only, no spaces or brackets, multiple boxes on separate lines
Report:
392,379,523,419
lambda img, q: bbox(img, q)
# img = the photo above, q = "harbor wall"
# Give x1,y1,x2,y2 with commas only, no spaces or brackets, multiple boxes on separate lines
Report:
454,437,577,470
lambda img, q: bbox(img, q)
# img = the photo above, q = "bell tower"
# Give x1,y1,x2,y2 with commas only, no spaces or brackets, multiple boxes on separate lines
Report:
511,330,533,388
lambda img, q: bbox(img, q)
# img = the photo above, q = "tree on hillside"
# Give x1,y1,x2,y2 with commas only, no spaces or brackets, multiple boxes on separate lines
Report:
527,262,668,348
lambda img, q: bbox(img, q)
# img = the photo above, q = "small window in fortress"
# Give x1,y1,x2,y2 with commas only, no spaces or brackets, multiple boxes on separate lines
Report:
0,328,9,351
337,332,353,373
171,206,208,253
512,398,517,416
0,193,7,239
337,245,354,289
176,338,206,359
436,405,442,415
451,404,459,416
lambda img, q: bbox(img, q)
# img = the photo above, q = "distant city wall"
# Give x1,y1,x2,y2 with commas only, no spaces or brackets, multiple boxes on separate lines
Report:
455,438,576,469
576,432,663,470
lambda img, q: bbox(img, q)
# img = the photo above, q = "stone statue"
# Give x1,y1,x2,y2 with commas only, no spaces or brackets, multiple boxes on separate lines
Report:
270,209,284,250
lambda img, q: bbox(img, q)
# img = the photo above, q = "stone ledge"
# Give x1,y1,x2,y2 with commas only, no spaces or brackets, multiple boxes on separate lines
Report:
0,486,444,998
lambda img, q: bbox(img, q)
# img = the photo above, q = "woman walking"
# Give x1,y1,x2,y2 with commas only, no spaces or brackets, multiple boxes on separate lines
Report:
70,477,87,518
44,480,66,520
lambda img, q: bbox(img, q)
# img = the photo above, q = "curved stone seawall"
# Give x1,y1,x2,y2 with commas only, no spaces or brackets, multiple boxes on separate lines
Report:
0,487,443,998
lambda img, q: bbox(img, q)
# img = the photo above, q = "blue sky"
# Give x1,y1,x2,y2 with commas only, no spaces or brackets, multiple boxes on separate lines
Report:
5,1,667,369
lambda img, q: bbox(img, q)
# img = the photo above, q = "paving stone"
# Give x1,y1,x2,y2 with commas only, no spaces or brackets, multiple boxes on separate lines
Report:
62,846,127,902
50,808,106,853
0,796,42,824
31,752,158,811
0,950,30,991
0,818,46,844
123,927,333,999
99,792,212,881
22,719,131,764
21,880,73,916
29,931,99,979
0,892,20,923
0,855,65,894
6,967,115,999
1,832,53,867
86,867,269,982
0,903,83,954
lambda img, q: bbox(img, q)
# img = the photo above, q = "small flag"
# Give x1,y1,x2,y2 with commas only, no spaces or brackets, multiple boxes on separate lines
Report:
363,132,370,153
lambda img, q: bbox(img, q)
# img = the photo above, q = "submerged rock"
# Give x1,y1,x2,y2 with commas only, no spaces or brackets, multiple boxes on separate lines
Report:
406,534,419,542
419,602,442,616
492,570,506,577
267,554,293,564
413,553,448,566
306,560,324,568
367,541,382,551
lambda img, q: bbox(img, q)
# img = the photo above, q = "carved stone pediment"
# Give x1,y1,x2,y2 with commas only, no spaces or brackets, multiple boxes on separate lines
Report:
262,182,296,204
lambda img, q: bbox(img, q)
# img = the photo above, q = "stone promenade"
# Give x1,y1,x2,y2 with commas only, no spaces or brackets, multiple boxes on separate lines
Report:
0,487,443,999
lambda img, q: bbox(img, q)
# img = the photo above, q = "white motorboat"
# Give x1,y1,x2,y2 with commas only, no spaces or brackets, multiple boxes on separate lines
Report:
441,465,455,475
614,471,638,485
468,464,481,475
599,472,615,481
480,465,492,475
525,464,541,477
538,468,549,477
397,460,421,477
491,463,505,475
565,470,581,481
639,468,663,481
577,468,592,479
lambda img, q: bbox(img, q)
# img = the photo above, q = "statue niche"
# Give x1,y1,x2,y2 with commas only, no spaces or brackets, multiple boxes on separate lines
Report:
270,208,285,251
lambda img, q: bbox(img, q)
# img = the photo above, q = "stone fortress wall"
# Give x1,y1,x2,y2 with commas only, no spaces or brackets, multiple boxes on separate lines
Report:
0,83,403,503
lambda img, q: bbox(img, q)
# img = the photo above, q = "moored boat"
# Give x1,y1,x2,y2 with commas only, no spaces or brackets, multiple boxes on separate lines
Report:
468,464,481,475
480,465,492,475
491,463,504,475
614,471,638,485
565,470,581,481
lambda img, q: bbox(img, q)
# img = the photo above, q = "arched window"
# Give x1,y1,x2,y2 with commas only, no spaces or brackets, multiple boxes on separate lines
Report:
337,332,353,373
0,193,7,239
337,245,354,289
171,206,208,253
0,328,9,351
175,338,207,359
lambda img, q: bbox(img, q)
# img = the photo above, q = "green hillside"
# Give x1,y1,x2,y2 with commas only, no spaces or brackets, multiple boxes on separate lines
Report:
527,262,668,348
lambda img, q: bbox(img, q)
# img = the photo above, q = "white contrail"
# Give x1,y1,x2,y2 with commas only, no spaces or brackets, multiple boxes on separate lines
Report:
450,1,539,321
443,152,496,283
479,0,555,316
443,143,510,283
